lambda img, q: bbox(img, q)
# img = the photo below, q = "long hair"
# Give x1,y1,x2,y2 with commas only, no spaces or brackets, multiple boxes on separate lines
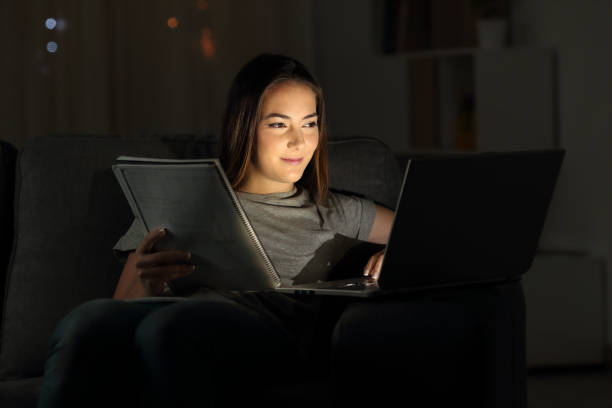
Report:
217,53,328,203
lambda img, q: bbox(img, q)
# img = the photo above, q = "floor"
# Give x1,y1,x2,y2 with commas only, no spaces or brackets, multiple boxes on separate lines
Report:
528,364,612,407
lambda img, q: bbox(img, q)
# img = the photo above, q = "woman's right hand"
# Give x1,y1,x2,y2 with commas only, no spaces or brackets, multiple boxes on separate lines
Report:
113,228,195,299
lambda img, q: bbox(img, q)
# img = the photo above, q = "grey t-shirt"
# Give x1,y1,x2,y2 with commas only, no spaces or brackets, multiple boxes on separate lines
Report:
113,187,377,286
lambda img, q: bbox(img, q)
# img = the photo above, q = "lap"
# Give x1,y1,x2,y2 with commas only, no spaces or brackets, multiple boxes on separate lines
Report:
333,280,523,342
55,282,521,354
53,290,323,355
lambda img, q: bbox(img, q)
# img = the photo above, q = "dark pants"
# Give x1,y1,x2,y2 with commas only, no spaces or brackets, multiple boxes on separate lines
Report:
37,289,335,408
37,283,525,408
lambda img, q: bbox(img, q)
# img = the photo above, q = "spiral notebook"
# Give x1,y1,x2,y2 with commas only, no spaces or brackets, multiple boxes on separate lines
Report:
112,157,281,296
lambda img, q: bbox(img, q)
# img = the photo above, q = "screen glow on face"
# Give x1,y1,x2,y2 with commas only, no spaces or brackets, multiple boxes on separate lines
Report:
241,81,319,194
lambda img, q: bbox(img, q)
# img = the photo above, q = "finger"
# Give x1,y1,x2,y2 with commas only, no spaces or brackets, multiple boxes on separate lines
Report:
138,264,196,281
371,252,385,280
136,227,167,254
135,250,192,268
364,250,385,277
363,254,377,277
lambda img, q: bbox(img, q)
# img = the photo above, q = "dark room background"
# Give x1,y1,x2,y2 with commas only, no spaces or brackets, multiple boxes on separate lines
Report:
1,0,611,372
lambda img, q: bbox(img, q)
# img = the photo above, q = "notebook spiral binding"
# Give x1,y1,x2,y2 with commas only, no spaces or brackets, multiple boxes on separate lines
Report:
215,161,281,287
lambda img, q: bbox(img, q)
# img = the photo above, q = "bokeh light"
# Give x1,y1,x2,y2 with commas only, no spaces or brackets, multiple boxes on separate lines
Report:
46,41,58,53
56,18,67,32
45,18,57,30
167,17,179,29
200,28,215,59
197,0,209,11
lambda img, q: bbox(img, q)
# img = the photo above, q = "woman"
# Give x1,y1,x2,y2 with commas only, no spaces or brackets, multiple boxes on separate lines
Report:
112,54,393,298
37,54,394,408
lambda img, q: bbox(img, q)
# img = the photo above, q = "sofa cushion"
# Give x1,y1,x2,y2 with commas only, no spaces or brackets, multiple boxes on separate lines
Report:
327,137,402,209
0,135,216,379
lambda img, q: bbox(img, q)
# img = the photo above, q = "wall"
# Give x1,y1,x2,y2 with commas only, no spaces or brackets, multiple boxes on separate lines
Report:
511,0,612,345
312,0,410,153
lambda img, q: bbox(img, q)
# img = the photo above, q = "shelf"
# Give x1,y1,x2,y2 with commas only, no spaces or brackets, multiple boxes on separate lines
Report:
397,148,477,156
390,47,478,60
384,46,547,60
402,47,556,152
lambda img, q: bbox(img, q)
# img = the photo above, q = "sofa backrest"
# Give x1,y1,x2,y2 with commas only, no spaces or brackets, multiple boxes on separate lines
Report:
328,137,402,209
0,140,17,323
0,135,401,380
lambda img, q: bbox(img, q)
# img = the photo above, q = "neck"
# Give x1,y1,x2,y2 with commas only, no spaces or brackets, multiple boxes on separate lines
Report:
237,181,295,195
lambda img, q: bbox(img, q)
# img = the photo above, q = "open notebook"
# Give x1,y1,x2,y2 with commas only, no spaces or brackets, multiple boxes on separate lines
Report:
112,157,280,296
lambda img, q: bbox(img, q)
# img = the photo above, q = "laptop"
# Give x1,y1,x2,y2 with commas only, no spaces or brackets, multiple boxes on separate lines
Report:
275,149,565,297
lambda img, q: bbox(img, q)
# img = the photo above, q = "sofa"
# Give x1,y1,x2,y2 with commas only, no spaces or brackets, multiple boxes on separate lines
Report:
0,135,526,407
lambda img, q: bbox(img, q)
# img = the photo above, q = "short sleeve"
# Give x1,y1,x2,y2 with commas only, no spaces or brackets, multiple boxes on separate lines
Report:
112,217,147,264
324,192,377,241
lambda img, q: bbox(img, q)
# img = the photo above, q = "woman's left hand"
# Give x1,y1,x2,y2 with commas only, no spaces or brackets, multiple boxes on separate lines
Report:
363,249,385,280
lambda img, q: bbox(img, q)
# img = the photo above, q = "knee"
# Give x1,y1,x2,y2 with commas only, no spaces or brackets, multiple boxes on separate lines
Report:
133,299,278,365
48,299,128,352
133,299,251,389
42,298,136,388
132,303,179,362
40,299,148,408
134,300,226,361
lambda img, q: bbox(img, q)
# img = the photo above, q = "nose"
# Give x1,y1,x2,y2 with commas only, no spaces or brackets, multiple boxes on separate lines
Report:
287,126,305,149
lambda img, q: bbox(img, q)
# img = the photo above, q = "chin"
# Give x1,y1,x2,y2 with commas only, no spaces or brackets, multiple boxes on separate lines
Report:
282,170,306,183
282,177,302,186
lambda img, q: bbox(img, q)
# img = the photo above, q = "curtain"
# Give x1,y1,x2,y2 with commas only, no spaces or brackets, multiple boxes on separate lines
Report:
0,0,315,148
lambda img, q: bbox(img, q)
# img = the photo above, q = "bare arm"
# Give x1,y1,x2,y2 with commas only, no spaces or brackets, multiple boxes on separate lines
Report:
363,204,395,279
367,204,395,245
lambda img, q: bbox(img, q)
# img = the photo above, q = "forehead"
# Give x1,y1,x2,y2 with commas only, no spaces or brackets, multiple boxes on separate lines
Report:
260,81,317,113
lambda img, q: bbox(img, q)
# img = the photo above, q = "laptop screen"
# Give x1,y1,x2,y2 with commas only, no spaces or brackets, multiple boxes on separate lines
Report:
380,149,564,289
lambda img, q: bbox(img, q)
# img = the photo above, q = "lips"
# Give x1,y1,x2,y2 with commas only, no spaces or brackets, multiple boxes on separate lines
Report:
281,158,303,165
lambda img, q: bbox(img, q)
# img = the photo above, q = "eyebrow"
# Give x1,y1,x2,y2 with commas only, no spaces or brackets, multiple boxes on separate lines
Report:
262,112,318,120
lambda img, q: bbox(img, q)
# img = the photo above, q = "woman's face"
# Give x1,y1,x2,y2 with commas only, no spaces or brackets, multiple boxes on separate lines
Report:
240,80,319,194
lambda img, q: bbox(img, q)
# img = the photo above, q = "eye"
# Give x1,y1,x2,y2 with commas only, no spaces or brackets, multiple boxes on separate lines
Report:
268,122,286,129
303,121,318,128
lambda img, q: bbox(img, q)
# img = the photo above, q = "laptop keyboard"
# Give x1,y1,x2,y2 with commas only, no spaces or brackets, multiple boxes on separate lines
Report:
334,277,378,289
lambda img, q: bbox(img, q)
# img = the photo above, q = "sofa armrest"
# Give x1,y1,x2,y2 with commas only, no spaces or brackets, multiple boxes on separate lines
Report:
0,377,42,408
0,140,17,320
331,280,526,407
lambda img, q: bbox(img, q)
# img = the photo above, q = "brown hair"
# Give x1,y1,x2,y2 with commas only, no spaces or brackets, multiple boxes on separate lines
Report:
217,53,328,203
